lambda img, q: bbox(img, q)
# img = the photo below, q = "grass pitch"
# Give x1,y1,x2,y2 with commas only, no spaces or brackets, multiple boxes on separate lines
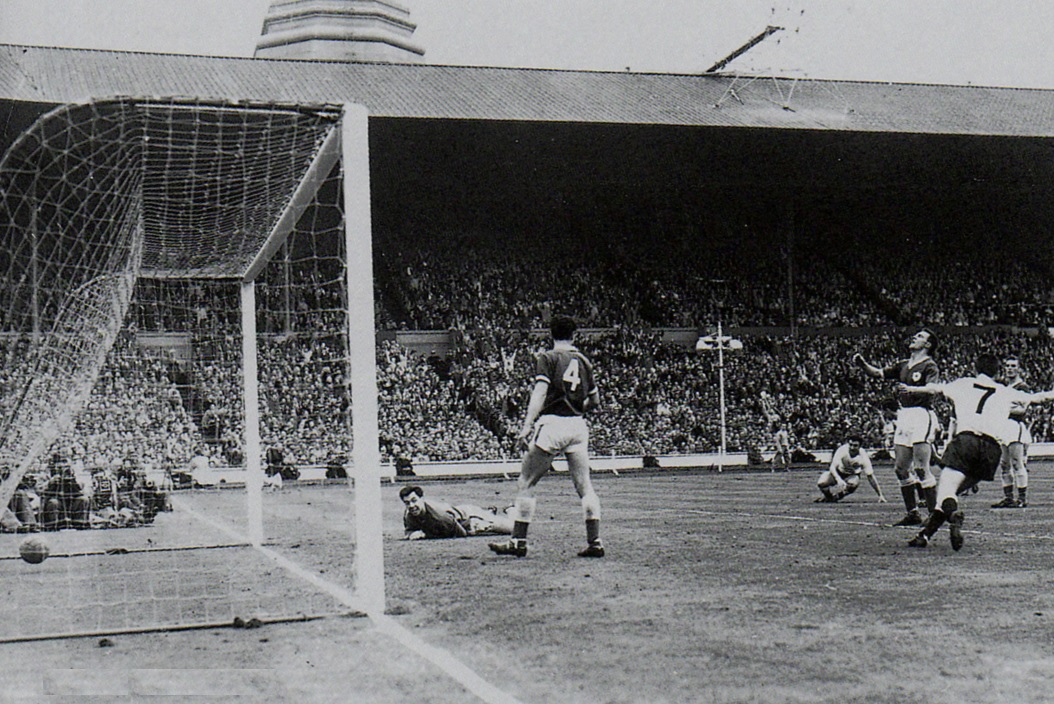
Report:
2,463,1054,702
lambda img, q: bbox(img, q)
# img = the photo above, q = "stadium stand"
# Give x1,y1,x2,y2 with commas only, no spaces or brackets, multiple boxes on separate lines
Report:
6,219,1054,474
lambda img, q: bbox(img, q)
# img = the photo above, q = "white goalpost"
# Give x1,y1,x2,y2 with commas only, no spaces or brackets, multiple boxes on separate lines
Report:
0,97,385,640
341,104,385,617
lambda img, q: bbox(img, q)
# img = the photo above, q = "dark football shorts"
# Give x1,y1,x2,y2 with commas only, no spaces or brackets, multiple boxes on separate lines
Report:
939,432,1001,482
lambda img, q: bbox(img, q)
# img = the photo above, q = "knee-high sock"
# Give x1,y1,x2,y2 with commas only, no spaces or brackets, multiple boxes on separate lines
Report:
582,493,601,544
922,485,937,512
921,510,947,539
899,479,919,513
512,496,537,540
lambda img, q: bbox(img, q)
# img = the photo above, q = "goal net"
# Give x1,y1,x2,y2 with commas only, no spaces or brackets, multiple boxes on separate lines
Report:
0,98,382,641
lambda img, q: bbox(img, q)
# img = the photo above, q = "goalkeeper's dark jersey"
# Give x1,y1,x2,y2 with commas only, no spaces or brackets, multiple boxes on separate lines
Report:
403,501,467,539
536,346,596,417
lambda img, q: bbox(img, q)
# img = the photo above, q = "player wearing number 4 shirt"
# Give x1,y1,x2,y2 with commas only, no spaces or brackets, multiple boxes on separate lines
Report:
900,353,1054,551
489,315,604,558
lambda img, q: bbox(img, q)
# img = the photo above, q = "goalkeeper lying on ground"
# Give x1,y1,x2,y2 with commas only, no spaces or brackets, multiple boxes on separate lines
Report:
399,485,515,540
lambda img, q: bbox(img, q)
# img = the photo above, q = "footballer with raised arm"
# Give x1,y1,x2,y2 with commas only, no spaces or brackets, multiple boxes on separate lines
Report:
853,328,941,526
901,353,1054,551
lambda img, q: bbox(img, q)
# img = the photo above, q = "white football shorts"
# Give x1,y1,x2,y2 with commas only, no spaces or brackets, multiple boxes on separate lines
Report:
532,415,589,456
1000,418,1032,447
894,406,937,448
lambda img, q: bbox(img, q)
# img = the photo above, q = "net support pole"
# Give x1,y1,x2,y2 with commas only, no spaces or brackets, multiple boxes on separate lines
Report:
716,318,726,471
241,280,265,546
342,103,385,615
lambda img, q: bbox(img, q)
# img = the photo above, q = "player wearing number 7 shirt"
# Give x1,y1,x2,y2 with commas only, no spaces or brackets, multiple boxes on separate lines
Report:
900,353,1054,551
489,315,604,558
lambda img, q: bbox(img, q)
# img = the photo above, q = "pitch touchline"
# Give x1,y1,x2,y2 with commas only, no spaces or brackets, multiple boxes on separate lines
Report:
685,508,1054,541
171,497,524,704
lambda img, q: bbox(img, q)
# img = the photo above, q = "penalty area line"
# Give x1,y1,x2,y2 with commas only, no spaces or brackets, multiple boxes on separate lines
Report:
171,497,524,704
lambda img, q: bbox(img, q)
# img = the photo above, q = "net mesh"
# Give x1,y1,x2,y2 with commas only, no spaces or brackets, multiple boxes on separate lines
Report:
0,98,356,640
137,101,339,278
1,98,340,500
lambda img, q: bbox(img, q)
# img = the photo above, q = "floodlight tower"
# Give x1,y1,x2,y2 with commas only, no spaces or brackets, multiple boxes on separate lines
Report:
714,279,728,469
696,279,742,471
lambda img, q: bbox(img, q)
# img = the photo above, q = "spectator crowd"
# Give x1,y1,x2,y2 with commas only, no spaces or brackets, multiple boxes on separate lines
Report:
4,218,1054,483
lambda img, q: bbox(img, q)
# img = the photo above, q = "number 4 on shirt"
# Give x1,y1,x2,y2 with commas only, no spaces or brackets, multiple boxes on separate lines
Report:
563,358,581,391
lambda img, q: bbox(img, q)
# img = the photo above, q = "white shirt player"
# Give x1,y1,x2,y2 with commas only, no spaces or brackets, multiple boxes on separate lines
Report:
932,374,1031,440
830,442,874,478
1006,377,1031,417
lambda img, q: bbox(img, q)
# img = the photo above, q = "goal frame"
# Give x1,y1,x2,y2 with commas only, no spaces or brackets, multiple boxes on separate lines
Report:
0,98,387,629
238,102,385,615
